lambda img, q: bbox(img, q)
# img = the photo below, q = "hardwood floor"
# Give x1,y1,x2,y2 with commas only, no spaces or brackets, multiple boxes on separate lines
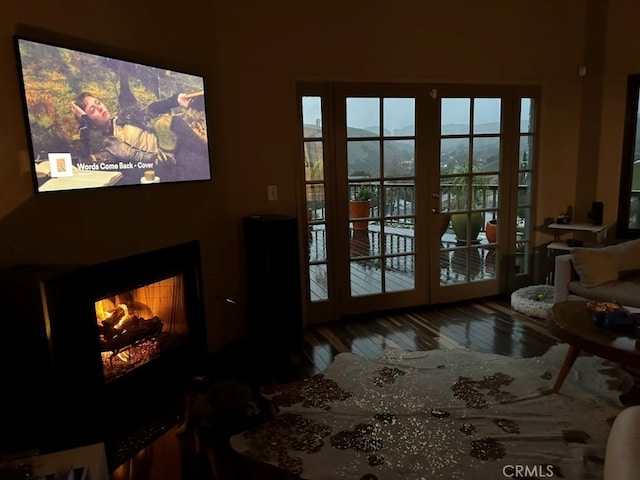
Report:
289,295,558,379
111,295,560,479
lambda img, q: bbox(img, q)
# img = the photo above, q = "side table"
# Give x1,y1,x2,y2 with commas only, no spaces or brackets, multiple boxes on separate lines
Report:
547,222,608,252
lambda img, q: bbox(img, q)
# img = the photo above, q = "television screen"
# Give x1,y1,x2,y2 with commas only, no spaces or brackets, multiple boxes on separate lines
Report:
14,36,212,193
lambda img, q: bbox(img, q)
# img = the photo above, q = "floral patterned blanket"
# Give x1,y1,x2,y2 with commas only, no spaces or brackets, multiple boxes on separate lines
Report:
230,345,632,479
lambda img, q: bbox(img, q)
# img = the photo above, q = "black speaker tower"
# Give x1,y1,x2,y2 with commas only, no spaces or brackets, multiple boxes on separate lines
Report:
588,201,604,225
244,215,302,349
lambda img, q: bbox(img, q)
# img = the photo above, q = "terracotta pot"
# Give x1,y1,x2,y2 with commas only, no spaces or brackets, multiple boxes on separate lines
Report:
350,200,370,230
485,220,497,243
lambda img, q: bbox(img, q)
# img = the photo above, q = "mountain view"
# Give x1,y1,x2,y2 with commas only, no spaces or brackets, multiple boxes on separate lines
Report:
304,123,504,181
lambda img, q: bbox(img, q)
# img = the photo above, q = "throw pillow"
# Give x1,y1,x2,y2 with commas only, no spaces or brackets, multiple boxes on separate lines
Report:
571,248,619,288
608,238,640,274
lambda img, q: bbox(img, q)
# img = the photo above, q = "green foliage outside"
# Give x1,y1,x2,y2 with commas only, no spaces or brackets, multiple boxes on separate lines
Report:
351,184,376,202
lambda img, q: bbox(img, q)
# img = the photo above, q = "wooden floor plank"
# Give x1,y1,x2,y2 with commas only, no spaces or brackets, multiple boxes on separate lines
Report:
315,325,351,353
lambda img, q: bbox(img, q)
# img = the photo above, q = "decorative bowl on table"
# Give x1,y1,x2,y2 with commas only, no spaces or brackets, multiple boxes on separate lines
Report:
588,300,640,330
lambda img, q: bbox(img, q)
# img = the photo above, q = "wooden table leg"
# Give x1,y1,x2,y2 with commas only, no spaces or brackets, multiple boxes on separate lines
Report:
552,344,581,393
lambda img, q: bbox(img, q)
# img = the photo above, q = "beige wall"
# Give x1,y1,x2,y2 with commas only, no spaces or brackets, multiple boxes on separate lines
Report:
599,0,640,230
0,0,625,352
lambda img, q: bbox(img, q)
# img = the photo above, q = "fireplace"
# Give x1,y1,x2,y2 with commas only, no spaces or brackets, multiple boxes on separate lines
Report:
95,274,190,383
0,241,207,468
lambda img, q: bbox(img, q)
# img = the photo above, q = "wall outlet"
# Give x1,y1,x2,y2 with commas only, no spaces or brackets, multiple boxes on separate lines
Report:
267,184,278,201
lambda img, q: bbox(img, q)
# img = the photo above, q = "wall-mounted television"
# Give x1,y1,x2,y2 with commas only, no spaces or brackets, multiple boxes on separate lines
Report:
14,36,213,193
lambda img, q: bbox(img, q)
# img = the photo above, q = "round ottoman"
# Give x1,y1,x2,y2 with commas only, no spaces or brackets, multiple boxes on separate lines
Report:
511,285,555,319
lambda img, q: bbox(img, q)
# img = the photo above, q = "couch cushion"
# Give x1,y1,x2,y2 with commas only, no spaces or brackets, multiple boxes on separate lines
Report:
570,239,640,287
571,247,619,287
568,278,640,308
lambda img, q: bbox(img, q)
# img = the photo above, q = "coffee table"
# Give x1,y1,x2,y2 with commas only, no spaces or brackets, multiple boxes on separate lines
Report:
550,301,640,393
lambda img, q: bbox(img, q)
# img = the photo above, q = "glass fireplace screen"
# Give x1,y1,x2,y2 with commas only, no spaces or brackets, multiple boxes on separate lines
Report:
94,274,188,382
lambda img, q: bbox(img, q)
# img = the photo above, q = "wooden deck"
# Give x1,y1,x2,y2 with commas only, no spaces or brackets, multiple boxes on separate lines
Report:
308,224,497,300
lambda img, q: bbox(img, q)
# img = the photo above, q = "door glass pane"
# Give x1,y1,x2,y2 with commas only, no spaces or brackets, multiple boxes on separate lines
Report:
448,247,484,282
517,172,532,206
383,98,415,136
351,259,382,296
348,141,380,178
473,98,501,133
473,137,500,173
473,175,496,209
480,246,497,280
350,229,373,258
450,249,470,281
384,219,415,255
441,98,470,135
309,263,328,302
516,208,531,275
349,183,379,217
385,183,415,218
441,138,469,177
519,136,534,169
302,96,323,137
306,184,325,220
385,256,415,292
350,229,382,258
309,223,327,262
304,141,324,181
347,98,379,137
517,208,530,242
520,98,534,134
384,139,415,177
483,212,498,245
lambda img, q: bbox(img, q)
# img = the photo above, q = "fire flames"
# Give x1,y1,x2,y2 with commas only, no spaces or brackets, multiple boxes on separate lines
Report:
99,302,131,330
95,298,164,382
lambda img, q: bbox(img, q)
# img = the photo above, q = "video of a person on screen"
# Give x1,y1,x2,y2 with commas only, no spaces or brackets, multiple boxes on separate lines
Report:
16,39,212,192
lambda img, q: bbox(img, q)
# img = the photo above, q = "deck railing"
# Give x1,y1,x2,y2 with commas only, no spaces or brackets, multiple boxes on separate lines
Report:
347,182,502,219
308,182,526,269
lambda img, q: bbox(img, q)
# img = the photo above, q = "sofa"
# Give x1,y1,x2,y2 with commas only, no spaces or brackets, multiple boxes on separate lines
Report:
605,405,640,480
553,238,640,308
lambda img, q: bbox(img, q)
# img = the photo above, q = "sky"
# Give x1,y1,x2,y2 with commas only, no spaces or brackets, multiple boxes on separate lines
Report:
302,96,532,131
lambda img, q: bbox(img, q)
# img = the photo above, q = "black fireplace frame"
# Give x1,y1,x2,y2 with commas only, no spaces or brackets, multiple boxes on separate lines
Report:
0,240,207,467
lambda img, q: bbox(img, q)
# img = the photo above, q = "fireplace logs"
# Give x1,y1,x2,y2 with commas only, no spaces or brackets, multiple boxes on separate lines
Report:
99,314,163,355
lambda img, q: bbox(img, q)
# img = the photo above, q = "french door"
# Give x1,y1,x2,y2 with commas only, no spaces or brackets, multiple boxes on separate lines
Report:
298,83,538,325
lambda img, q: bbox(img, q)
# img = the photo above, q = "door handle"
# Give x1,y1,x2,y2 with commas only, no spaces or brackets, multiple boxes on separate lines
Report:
431,208,440,215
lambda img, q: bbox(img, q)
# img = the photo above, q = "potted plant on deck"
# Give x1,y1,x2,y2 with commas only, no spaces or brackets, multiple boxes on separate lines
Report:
349,184,376,257
448,164,489,243
349,184,376,230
